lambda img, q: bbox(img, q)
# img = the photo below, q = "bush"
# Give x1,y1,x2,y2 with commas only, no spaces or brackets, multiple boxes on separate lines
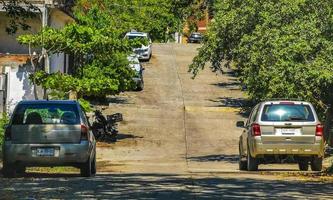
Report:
0,113,9,155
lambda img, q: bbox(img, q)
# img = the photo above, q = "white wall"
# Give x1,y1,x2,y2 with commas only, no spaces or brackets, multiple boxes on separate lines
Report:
5,65,35,113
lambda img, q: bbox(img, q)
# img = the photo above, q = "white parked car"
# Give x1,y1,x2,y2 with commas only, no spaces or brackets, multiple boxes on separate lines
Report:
125,31,152,61
128,55,144,91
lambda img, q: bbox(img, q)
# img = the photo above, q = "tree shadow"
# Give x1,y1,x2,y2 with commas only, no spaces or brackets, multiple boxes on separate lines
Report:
211,82,240,90
89,96,132,107
96,133,143,144
208,97,254,117
188,154,239,164
117,133,143,140
1,173,333,199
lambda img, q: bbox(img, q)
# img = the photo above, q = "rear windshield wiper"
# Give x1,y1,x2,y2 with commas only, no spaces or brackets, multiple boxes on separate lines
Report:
286,116,306,121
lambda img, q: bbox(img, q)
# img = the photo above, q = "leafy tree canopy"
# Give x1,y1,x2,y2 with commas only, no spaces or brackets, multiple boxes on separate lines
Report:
190,0,333,114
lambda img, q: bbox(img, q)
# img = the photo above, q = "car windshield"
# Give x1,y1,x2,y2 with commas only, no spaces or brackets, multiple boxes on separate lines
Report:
12,104,80,125
127,35,146,40
191,33,202,37
261,104,315,122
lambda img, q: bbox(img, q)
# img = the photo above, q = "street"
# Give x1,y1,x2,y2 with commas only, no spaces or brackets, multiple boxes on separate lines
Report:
1,44,333,199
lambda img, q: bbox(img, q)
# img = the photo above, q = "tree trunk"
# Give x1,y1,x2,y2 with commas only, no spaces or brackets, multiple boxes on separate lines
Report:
324,106,333,147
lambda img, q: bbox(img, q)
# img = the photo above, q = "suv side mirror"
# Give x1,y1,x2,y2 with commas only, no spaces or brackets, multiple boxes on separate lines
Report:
236,121,245,128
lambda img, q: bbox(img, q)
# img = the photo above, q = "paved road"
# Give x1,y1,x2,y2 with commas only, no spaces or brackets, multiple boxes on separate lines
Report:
1,44,333,199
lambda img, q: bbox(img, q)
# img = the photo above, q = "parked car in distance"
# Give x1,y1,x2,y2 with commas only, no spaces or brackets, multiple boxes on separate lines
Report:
187,32,203,43
128,55,144,91
237,100,324,171
2,100,96,177
125,31,152,61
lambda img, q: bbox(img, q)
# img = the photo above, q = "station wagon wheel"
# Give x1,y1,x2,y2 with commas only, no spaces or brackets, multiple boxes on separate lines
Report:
91,150,97,175
2,161,16,178
310,157,322,171
80,156,92,177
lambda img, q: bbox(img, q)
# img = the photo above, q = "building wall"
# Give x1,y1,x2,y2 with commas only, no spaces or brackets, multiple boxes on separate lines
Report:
0,13,42,54
0,55,43,113
49,8,73,73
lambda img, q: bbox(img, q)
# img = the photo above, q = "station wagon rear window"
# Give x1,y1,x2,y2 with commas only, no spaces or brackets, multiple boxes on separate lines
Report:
261,104,315,122
12,104,80,125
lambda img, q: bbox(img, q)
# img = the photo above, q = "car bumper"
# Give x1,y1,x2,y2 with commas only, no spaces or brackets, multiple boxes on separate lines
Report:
133,77,142,84
3,141,91,166
188,39,202,43
134,49,151,60
250,136,325,157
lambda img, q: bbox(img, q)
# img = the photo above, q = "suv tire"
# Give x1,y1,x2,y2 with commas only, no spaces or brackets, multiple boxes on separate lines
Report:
239,143,247,170
298,160,309,171
310,156,322,171
247,150,258,171
80,156,92,177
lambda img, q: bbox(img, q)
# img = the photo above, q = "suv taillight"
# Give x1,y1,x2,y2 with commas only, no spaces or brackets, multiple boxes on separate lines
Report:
4,126,11,141
81,124,89,140
251,123,261,136
316,124,324,137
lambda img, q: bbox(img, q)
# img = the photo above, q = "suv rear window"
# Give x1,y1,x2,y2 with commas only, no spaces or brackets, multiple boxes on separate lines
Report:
261,104,315,122
12,104,80,125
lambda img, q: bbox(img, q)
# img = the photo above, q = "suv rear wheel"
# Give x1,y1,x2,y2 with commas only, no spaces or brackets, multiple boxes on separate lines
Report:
239,143,247,170
298,159,309,171
310,156,322,171
247,149,258,171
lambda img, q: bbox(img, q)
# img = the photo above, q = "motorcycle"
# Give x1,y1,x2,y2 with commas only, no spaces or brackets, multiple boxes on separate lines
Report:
90,109,123,142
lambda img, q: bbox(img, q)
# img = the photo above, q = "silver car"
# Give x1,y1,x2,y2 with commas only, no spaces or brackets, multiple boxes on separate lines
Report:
2,100,96,177
237,100,324,171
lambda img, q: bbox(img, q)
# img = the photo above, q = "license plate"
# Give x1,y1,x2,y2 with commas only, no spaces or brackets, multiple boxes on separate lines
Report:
36,148,55,157
281,128,297,135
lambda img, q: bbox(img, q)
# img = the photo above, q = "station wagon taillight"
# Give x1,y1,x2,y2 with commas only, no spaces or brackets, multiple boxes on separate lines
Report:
4,126,11,141
251,123,261,136
81,124,89,140
316,124,324,137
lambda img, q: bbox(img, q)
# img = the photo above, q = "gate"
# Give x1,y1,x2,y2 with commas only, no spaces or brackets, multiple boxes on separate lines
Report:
0,73,7,114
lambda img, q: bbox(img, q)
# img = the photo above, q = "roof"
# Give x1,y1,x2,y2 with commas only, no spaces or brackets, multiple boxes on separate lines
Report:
125,32,148,37
18,100,78,105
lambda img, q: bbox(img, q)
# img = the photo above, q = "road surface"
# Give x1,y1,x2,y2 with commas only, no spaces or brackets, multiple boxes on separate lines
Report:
1,44,333,199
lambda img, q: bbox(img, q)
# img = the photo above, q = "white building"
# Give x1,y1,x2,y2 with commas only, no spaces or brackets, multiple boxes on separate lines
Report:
0,0,74,112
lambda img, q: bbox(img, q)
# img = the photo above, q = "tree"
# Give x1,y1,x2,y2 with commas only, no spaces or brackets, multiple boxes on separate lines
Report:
74,0,206,42
190,0,333,144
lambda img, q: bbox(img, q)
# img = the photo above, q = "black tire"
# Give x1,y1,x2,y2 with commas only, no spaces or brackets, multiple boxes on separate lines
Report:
80,156,92,177
310,157,322,171
137,81,144,91
91,151,97,175
239,143,247,170
2,161,16,178
247,150,258,171
298,159,309,171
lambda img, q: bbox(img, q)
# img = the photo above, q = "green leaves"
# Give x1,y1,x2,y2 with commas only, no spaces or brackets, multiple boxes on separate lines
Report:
190,0,333,115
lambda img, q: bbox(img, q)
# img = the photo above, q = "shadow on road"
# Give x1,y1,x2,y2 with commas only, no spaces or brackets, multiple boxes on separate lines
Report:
188,154,239,164
1,173,333,199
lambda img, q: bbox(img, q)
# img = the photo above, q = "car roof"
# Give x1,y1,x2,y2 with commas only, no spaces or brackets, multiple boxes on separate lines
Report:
126,32,148,37
261,100,311,105
18,100,78,105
